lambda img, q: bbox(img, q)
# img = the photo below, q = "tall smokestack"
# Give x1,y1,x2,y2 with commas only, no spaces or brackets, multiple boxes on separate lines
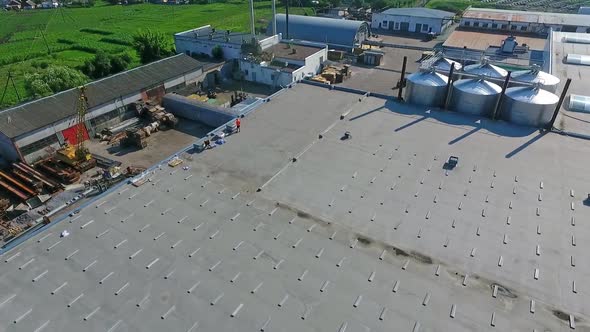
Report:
272,0,277,36
249,0,255,37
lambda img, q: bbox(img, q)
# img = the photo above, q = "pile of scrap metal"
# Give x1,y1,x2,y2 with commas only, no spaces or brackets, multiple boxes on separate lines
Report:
311,65,351,84
83,166,125,193
230,91,248,107
36,158,81,185
122,126,150,149
0,162,61,203
132,100,178,129
103,100,179,150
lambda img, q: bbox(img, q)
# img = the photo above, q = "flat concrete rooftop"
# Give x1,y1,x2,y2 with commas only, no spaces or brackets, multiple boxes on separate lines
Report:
1,84,590,331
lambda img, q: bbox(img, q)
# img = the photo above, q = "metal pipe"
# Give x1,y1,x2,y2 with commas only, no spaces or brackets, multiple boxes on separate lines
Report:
272,0,277,36
0,170,36,196
548,78,572,129
398,56,407,100
249,0,255,37
443,64,455,110
285,0,289,39
492,71,511,120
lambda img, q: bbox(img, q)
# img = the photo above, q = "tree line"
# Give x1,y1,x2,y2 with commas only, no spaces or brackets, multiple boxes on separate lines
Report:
25,30,174,98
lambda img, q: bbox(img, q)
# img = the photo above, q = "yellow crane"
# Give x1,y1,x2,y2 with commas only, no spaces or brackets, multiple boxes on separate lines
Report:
55,86,95,171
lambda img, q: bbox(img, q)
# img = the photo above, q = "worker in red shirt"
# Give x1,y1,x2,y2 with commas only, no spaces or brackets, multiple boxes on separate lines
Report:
236,118,241,133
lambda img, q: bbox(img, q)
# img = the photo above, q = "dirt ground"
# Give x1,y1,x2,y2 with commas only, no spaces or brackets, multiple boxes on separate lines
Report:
338,47,424,96
86,119,212,169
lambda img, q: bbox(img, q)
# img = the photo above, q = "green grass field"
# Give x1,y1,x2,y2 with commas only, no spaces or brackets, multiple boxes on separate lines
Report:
0,1,309,108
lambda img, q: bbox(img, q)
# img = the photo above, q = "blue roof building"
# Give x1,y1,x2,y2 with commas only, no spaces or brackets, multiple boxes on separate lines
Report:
270,14,370,51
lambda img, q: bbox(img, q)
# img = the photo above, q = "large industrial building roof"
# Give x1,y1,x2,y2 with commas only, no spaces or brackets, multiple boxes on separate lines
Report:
443,29,547,51
379,7,454,19
272,14,369,49
463,7,590,27
0,54,205,140
1,83,589,331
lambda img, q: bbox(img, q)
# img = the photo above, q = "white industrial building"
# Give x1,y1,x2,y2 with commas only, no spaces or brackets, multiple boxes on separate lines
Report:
240,41,327,88
0,54,220,164
460,8,590,34
174,25,280,60
371,8,454,34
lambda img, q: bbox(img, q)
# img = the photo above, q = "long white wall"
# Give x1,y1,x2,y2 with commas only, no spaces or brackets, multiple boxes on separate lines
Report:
458,19,564,34
372,13,447,33
175,36,242,60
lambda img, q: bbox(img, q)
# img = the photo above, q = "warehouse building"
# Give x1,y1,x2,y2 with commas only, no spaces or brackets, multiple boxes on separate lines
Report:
460,8,590,34
0,54,220,164
371,7,454,34
239,41,328,88
1,83,589,332
271,14,370,51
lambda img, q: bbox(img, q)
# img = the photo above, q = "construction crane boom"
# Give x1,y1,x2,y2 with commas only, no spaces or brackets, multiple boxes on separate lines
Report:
76,86,89,155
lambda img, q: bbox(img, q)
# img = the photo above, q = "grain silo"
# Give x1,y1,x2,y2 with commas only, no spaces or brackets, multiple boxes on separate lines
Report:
449,79,501,117
511,67,560,92
404,69,449,108
499,86,559,128
464,61,508,79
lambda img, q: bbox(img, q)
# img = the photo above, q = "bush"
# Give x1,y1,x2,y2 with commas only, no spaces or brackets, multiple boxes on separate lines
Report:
132,29,174,64
25,65,88,98
81,50,131,79
211,45,223,60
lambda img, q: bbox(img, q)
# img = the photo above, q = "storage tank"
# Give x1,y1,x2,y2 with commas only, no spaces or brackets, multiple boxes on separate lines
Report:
463,61,508,79
511,67,560,92
449,79,501,117
404,69,449,107
432,57,462,74
569,94,590,113
500,86,559,128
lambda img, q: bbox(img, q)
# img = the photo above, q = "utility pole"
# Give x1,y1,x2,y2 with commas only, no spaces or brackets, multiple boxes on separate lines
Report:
0,72,21,106
285,0,289,39
38,25,51,54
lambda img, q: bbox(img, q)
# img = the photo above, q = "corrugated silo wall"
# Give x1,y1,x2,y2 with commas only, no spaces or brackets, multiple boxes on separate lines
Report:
162,94,236,128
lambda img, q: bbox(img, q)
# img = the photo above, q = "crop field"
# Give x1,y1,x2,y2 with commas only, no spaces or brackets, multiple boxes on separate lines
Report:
0,1,309,108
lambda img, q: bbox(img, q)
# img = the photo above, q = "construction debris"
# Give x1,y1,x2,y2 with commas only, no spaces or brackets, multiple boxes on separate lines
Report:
311,64,351,84
168,156,184,167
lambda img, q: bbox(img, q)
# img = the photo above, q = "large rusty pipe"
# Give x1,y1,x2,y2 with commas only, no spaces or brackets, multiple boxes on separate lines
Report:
0,179,29,201
398,56,408,100
15,162,58,188
548,78,572,130
0,170,36,196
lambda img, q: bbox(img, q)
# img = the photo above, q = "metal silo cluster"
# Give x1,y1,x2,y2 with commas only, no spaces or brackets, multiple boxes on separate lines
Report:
403,58,565,128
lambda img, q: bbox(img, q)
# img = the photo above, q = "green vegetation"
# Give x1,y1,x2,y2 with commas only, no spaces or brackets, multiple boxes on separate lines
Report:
425,0,496,13
211,45,224,60
24,65,88,98
81,50,132,78
0,0,310,108
132,30,175,64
